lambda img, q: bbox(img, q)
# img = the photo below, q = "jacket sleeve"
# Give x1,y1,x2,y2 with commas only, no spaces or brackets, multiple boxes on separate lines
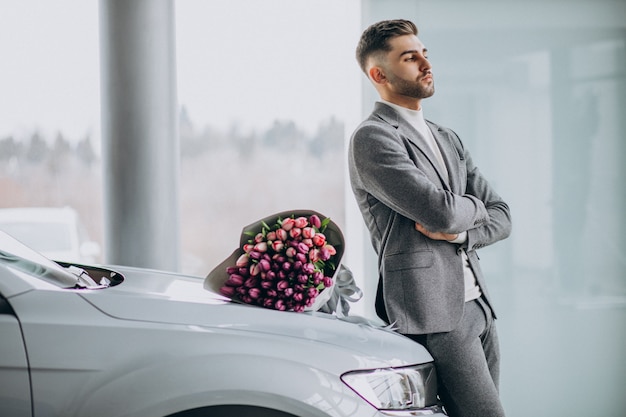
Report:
349,121,489,234
449,129,512,252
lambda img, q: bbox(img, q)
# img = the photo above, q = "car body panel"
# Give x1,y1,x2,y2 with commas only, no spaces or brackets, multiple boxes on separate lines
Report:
0,232,444,417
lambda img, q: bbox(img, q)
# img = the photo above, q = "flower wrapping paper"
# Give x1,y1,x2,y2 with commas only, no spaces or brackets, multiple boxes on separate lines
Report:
204,209,345,313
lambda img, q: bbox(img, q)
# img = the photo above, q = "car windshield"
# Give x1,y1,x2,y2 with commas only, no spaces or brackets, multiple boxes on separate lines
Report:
0,221,73,252
0,230,101,289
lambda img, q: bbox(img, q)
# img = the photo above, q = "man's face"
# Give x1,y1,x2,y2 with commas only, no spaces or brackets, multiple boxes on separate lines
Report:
377,34,435,101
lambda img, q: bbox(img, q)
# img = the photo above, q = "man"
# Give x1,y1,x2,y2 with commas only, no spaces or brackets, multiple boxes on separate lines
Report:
348,19,512,417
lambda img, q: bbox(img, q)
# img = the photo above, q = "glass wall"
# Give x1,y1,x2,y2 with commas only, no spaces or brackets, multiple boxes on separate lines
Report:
360,1,626,416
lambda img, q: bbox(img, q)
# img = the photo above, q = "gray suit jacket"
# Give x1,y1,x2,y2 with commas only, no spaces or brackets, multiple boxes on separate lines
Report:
348,102,512,335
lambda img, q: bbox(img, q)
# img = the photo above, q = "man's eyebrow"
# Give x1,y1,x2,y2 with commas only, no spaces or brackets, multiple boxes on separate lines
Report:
399,48,428,57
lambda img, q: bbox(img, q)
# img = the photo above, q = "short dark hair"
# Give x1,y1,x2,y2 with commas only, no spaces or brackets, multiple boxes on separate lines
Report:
355,19,418,74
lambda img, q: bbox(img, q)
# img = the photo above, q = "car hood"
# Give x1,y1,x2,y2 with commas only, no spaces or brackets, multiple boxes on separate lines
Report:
80,265,428,366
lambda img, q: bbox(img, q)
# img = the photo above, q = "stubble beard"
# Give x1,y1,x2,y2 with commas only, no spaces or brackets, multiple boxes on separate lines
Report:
388,73,435,100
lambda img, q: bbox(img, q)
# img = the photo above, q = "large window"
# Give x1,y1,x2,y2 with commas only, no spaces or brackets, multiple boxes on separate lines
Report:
361,1,626,415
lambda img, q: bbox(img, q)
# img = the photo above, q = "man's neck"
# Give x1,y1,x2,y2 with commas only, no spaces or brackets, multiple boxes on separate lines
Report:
380,93,421,111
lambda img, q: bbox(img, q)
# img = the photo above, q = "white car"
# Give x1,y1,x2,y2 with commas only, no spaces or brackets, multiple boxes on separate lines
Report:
0,230,444,417
0,206,101,264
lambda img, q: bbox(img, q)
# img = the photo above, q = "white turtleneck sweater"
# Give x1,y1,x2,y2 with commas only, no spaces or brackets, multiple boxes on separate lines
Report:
380,100,481,302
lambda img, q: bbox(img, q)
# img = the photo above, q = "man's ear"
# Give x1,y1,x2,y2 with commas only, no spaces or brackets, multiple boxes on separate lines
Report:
368,66,386,85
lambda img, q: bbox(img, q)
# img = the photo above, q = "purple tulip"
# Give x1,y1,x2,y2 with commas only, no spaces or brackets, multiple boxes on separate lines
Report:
293,304,305,313
259,259,271,272
277,280,289,291
297,242,309,254
283,287,294,297
219,286,235,297
293,292,304,302
297,274,308,284
323,277,333,288
248,288,261,299
244,277,259,288
226,274,244,287
309,214,321,229
320,247,331,261
226,266,238,275
260,280,273,290
307,287,319,298
274,299,286,311
302,263,315,275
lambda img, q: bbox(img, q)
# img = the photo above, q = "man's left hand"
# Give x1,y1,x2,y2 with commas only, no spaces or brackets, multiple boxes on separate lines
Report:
415,222,458,241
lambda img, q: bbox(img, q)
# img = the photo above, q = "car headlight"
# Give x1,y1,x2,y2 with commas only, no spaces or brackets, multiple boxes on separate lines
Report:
341,363,442,415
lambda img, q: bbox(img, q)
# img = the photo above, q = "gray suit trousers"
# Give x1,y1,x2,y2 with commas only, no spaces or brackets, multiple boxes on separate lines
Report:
405,297,505,417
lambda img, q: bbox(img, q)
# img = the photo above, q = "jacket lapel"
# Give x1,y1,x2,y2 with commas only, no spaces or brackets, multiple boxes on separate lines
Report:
373,103,452,191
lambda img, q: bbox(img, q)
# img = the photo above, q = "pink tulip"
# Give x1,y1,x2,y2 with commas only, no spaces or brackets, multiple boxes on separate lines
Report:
323,276,333,287
260,280,273,289
309,214,321,229
294,217,308,228
236,254,250,267
285,247,297,258
312,233,326,247
297,274,308,284
281,218,296,231
323,244,336,255
243,243,254,253
302,238,313,248
305,297,315,308
307,287,319,298
277,280,289,291
263,299,275,308
283,287,294,297
274,299,287,311
254,242,268,253
293,292,304,302
275,228,288,241
293,304,305,313
289,228,302,239
266,289,278,298
254,233,264,243
249,263,261,276
309,248,321,263
302,227,316,239
266,231,276,241
271,241,285,252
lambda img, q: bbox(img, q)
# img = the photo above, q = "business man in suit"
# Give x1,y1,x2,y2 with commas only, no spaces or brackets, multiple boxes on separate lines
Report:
349,20,512,417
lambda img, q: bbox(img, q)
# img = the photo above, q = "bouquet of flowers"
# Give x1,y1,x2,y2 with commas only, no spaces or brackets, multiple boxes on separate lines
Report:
205,210,344,313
